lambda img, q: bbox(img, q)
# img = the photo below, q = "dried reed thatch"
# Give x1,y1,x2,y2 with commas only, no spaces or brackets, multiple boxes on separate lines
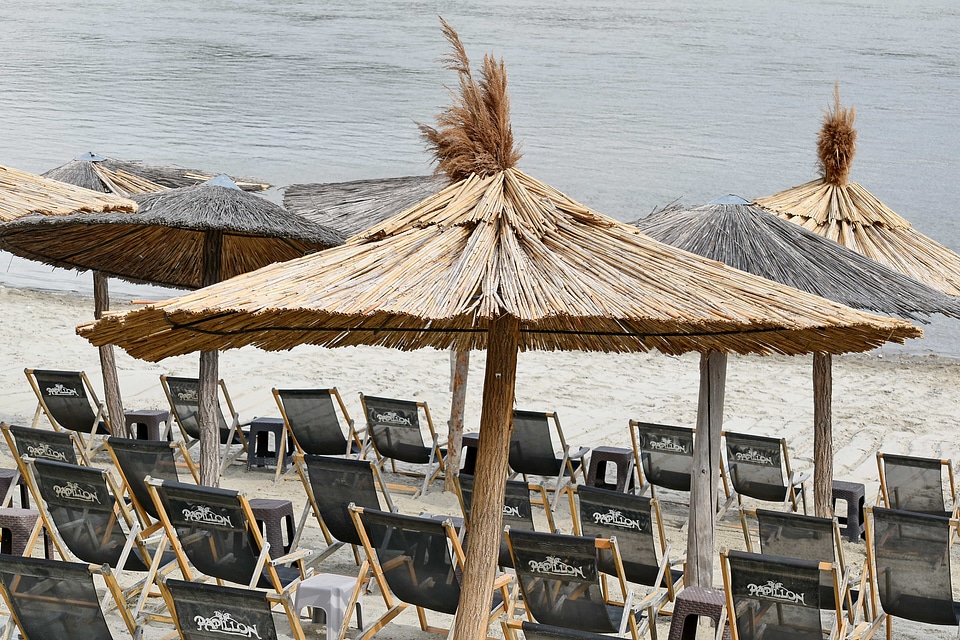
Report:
755,87,960,296
0,164,136,222
0,177,343,289
43,153,168,197
100,158,270,192
283,175,449,237
636,196,960,321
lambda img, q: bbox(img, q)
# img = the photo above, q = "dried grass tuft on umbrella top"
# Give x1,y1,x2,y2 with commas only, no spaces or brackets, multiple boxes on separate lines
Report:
755,84,960,296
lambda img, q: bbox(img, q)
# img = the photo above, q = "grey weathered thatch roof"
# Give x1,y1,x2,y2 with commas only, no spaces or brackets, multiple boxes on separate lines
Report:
0,164,136,222
283,175,450,237
43,153,167,196
99,158,270,192
635,196,960,321
0,179,343,289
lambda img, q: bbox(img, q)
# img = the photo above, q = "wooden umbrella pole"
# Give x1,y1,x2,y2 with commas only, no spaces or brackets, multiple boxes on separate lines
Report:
452,315,518,640
813,352,833,517
686,351,727,588
93,271,125,436
445,348,470,493
198,230,224,487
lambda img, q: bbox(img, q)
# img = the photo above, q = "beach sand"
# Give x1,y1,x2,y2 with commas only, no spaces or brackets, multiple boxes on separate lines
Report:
1,285,958,639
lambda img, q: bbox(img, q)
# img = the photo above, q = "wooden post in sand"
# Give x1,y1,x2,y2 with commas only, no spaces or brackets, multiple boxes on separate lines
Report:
446,348,470,493
813,352,833,518
198,230,223,487
93,271,125,437
452,315,518,640
686,351,727,588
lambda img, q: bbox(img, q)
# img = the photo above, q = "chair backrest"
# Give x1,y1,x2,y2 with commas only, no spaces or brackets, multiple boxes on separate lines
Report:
458,473,547,566
28,457,150,571
354,508,461,615
574,484,669,589
724,431,790,502
107,436,186,522
26,369,104,434
275,388,351,456
360,394,431,464
722,550,832,640
6,423,82,466
869,506,959,626
507,621,614,640
878,453,953,517
507,529,623,634
510,410,563,477
301,453,390,545
0,555,121,640
161,375,230,440
629,421,694,492
162,578,280,640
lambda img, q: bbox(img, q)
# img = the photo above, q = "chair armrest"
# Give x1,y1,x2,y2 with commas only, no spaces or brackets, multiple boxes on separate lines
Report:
791,470,811,486
567,446,589,460
268,548,313,566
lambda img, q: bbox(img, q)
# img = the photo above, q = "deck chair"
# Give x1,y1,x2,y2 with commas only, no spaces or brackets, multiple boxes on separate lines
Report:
359,393,445,497
509,410,589,509
0,555,138,640
876,452,957,518
24,368,111,458
503,619,621,640
720,431,808,515
1,422,90,508
859,506,960,639
742,508,859,623
570,484,682,612
145,477,312,609
505,528,648,640
349,506,512,639
105,435,199,529
292,452,396,564
719,549,848,640
457,472,556,568
628,420,695,500
22,457,175,623
160,375,249,475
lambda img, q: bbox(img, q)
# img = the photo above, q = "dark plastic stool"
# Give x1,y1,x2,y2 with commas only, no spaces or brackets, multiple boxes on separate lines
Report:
668,586,732,640
461,432,480,474
832,480,865,542
0,468,29,508
124,409,171,441
0,508,53,557
246,417,293,472
249,498,296,555
585,446,635,492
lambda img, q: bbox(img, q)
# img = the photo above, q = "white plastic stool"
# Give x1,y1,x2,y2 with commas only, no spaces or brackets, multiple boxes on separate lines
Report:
295,572,364,639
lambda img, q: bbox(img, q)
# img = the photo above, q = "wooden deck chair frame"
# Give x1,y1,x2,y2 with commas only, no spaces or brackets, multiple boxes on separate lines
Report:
719,430,808,517
349,505,512,640
719,549,848,640
0,422,90,509
21,456,174,625
509,410,588,510
24,368,111,459
272,386,367,484
502,619,620,640
358,393,445,497
159,374,248,475
0,558,140,640
876,452,958,520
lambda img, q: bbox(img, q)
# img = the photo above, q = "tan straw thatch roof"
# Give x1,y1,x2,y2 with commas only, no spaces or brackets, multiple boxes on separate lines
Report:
0,163,136,222
755,85,960,296
43,153,168,197
100,158,270,192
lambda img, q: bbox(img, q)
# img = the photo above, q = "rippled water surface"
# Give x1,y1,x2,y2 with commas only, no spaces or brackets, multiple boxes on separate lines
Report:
1,1,959,354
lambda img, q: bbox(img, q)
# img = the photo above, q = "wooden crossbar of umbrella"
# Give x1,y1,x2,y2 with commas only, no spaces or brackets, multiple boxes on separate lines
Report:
76,22,921,640
0,175,344,485
636,195,960,517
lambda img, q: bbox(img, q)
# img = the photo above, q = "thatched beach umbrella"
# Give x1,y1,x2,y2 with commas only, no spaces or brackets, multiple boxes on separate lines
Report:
637,195,960,516
0,163,136,222
101,157,270,192
755,86,960,296
77,23,919,640
1,175,343,484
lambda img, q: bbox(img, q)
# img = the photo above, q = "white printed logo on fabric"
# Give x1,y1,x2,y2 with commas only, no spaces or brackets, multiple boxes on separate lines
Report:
734,449,774,465
46,384,79,397
503,504,521,517
194,611,261,638
26,443,67,461
375,411,411,426
592,509,641,531
177,389,199,402
182,504,233,527
746,580,806,605
528,556,586,579
647,437,688,453
53,482,100,503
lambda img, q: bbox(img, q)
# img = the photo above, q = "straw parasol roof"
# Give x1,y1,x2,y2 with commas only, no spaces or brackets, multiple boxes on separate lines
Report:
0,163,136,222
0,176,344,289
755,85,960,296
42,152,168,197
284,174,449,237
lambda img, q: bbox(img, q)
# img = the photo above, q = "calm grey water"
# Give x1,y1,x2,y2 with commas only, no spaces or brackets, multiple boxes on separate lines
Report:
1,0,958,355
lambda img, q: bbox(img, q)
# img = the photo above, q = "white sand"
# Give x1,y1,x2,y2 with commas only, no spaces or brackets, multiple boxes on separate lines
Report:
1,285,958,639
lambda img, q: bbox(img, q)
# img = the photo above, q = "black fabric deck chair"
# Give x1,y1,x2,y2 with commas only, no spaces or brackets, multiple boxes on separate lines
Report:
160,375,249,475
503,620,619,640
23,456,175,623
106,435,199,528
457,472,556,568
0,555,138,640
509,410,588,509
349,506,512,639
743,508,859,623
628,420,696,501
292,452,396,564
570,484,682,612
1,422,89,508
720,549,848,640
359,393,445,497
506,528,647,639
860,506,960,638
24,368,111,458
876,452,957,518
721,431,808,515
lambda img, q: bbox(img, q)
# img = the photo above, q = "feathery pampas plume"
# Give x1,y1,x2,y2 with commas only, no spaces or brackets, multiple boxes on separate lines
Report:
817,83,857,186
418,18,522,182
